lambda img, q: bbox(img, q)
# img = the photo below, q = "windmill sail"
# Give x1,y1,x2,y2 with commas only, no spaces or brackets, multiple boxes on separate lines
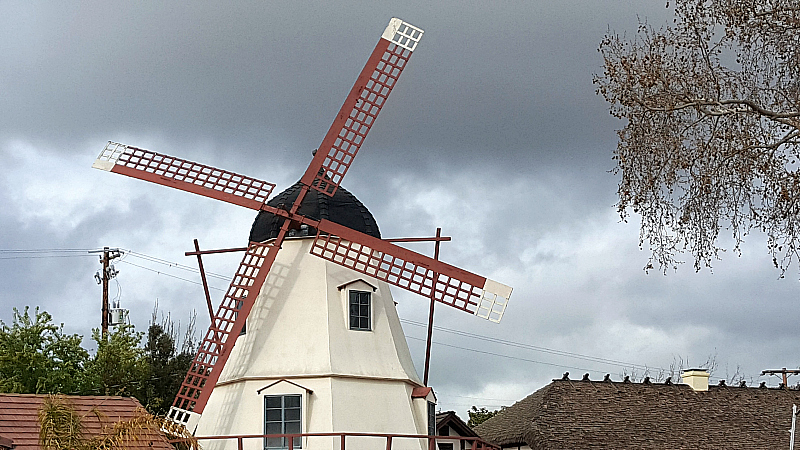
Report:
300,18,424,196
311,219,512,322
168,241,277,427
93,142,275,210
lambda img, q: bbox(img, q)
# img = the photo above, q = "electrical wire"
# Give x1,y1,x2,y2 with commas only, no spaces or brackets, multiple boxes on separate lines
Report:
401,318,667,373
118,260,226,292
0,248,95,260
124,250,231,281
406,335,603,373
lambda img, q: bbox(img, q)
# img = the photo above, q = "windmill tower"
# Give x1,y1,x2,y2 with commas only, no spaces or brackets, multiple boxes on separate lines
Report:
92,18,512,450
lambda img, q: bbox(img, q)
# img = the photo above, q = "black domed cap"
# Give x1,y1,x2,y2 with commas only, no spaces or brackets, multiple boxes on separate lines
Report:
249,181,381,242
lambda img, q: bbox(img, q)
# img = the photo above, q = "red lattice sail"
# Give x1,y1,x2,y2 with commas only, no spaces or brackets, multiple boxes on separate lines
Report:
311,220,512,323
93,142,275,210
301,18,423,196
168,241,277,425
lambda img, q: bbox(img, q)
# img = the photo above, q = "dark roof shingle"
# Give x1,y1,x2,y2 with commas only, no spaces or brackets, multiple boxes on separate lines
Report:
474,379,800,450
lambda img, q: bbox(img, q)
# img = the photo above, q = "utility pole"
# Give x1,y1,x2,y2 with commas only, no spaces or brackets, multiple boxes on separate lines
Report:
90,247,122,337
762,368,800,388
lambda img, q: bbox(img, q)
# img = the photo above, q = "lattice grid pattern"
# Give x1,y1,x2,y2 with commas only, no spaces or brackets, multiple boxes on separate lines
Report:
310,234,483,314
475,290,509,323
311,42,412,195
169,243,271,423
97,142,275,208
385,20,423,51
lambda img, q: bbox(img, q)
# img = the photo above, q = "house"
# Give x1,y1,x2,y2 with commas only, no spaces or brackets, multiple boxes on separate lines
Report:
435,411,480,450
0,394,173,450
474,370,800,449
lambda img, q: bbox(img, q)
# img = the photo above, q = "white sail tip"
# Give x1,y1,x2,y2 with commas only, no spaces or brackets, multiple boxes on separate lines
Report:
475,279,512,323
382,18,424,52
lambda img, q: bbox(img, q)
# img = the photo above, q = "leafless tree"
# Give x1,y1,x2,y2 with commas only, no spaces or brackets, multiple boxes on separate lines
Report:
595,0,800,274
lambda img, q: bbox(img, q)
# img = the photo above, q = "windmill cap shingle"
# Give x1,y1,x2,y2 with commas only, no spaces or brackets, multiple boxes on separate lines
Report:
249,181,381,242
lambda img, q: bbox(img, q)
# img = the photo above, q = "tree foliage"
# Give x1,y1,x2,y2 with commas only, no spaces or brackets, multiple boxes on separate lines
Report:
0,307,88,394
467,406,503,427
595,0,800,273
140,311,196,415
82,325,148,397
0,305,196,417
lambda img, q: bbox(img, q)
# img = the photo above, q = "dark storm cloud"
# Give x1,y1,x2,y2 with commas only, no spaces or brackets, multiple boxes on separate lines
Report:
0,1,668,168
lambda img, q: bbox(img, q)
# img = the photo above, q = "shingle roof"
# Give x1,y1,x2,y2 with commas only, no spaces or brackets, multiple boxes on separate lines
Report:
0,394,173,450
474,378,800,450
436,411,478,438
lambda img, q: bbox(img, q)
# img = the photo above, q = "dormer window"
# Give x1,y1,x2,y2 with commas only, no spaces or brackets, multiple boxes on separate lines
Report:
349,290,371,331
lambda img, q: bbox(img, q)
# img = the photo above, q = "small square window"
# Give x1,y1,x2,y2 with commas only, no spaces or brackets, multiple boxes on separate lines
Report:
349,290,371,331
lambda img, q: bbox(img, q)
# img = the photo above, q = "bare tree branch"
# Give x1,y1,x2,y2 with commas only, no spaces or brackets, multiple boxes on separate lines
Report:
595,0,800,274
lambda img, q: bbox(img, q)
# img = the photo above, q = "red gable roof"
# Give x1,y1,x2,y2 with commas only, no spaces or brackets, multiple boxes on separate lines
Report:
0,394,173,450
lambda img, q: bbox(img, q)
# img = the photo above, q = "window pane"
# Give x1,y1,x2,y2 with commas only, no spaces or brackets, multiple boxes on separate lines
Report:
284,395,301,408
360,317,369,329
266,409,282,421
292,436,302,449
266,422,282,434
266,437,283,448
266,396,282,408
285,421,301,434
285,409,301,421
360,304,369,316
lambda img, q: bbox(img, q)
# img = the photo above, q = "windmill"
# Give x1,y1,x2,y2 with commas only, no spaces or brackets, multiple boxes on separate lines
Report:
92,18,512,437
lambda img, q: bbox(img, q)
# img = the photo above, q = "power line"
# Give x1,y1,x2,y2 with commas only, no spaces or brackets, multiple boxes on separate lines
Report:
401,318,666,373
0,248,95,260
0,248,92,252
406,335,603,373
118,260,226,292
0,254,95,260
124,250,231,281
0,247,232,282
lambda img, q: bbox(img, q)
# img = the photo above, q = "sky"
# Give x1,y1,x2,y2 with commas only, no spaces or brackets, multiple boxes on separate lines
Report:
2,0,799,418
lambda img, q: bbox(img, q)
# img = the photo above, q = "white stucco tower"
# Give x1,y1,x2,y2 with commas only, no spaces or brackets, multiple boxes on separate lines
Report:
194,183,435,450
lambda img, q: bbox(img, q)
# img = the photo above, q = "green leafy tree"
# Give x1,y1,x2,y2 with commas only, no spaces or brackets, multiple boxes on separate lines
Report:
467,406,503,427
140,320,196,415
0,307,88,394
595,0,800,274
81,325,148,397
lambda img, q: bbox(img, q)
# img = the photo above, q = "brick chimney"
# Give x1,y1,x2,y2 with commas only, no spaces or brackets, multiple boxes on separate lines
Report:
682,369,710,391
